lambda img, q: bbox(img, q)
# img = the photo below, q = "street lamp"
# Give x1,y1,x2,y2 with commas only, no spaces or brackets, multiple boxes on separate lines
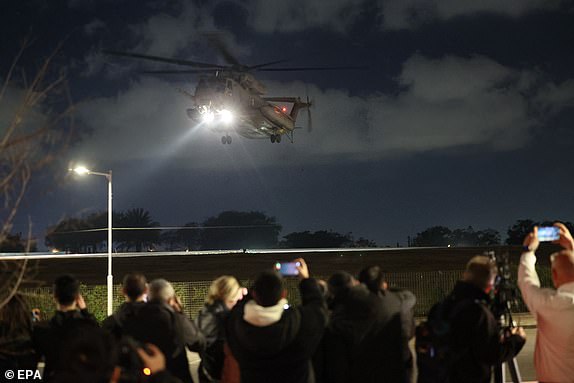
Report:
71,166,113,316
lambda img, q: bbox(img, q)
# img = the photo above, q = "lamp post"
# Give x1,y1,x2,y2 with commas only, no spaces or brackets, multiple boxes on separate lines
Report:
71,166,113,315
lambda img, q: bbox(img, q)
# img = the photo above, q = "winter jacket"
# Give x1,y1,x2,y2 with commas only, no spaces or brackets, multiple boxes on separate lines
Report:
318,285,413,383
102,300,205,383
445,281,525,383
226,278,328,383
32,309,99,382
195,300,229,382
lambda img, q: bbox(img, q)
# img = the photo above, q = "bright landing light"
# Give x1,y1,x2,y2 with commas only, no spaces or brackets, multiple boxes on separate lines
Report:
202,111,215,123
220,109,233,124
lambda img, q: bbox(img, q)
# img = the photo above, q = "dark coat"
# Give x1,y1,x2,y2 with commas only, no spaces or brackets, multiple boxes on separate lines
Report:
226,278,328,383
445,281,525,383
319,285,413,383
195,300,229,382
102,300,205,383
0,323,38,372
32,309,99,382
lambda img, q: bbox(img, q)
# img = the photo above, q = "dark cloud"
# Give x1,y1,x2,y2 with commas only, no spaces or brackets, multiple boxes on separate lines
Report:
382,0,564,29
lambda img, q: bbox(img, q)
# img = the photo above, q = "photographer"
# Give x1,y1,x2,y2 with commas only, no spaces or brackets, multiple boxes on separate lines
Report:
519,223,574,382
438,256,525,383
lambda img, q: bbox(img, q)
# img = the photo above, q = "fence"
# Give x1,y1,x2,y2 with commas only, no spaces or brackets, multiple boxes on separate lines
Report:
21,266,552,322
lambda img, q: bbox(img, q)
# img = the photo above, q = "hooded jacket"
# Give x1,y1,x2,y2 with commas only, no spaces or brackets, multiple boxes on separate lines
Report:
226,278,328,383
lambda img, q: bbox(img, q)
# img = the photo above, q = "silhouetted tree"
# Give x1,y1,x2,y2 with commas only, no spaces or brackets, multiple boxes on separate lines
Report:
177,222,202,250
412,226,452,247
353,237,378,248
282,230,355,248
506,219,574,245
0,233,37,252
160,222,202,251
115,208,160,252
200,211,281,250
475,228,501,246
45,212,108,253
506,219,537,245
1,41,76,309
412,225,500,247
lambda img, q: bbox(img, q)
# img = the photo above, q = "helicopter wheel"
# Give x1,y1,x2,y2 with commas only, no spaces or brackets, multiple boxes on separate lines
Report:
270,135,276,143
221,136,227,144
226,135,232,144
276,134,282,143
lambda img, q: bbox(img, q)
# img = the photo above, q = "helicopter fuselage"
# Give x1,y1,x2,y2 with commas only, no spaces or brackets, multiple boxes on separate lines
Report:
186,73,306,143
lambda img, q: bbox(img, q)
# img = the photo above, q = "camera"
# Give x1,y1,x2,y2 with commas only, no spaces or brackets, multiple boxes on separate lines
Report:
487,251,519,325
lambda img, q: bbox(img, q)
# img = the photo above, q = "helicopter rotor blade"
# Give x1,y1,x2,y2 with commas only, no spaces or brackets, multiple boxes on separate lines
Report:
248,59,290,70
140,69,220,74
257,65,368,72
102,50,225,69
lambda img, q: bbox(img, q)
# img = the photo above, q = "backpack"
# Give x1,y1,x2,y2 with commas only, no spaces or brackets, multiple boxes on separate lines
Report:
415,297,473,383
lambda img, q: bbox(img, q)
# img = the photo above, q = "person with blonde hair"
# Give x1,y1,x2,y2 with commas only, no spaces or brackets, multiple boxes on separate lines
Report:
196,276,243,382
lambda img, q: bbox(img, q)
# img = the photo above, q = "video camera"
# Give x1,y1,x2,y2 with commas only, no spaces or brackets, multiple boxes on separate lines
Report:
486,251,519,327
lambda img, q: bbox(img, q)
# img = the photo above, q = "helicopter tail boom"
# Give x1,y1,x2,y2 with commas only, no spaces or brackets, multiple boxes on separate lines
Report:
262,97,311,121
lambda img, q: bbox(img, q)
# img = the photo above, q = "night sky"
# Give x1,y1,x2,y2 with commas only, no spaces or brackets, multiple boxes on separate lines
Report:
3,0,574,249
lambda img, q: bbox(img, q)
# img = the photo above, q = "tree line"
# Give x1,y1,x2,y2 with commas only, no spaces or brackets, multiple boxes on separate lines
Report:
410,219,574,247
2,213,571,253
38,209,376,253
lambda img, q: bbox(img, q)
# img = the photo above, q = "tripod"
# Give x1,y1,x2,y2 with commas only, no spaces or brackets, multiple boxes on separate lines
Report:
488,250,522,383
493,306,522,383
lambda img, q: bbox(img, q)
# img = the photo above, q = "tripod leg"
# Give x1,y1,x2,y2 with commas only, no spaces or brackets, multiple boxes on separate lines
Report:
494,363,504,383
507,357,522,383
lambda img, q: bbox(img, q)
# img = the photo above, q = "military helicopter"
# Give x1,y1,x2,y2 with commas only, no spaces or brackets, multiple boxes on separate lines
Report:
104,40,361,144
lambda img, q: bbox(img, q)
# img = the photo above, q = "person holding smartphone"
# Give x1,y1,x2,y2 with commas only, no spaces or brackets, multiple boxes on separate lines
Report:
519,222,574,382
226,258,328,383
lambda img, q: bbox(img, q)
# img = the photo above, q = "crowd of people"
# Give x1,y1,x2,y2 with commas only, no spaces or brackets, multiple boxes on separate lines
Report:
0,224,573,383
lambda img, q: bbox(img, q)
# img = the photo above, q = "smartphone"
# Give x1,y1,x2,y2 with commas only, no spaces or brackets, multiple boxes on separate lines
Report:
538,226,560,242
275,261,301,276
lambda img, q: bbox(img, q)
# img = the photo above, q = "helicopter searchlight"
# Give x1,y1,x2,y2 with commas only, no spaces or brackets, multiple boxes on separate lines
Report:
202,111,215,123
220,109,233,124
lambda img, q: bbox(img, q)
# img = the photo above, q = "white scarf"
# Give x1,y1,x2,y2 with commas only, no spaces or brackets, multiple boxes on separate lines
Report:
243,298,288,327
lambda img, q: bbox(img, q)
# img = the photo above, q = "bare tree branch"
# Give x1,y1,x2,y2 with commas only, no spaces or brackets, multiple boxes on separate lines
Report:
1,40,76,310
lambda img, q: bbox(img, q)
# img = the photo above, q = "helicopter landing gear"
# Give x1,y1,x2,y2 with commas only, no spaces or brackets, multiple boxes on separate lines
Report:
221,135,232,144
270,134,281,143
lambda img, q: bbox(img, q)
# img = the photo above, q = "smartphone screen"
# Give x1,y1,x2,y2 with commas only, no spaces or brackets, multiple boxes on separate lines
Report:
538,226,560,242
275,262,300,276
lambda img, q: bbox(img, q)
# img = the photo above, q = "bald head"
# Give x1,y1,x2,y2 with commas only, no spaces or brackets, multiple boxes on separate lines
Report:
551,250,574,288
